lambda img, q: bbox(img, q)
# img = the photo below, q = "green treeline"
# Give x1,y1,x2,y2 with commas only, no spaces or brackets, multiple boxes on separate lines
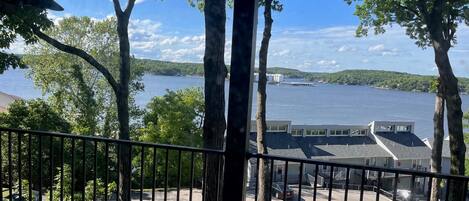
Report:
305,70,469,93
136,58,469,93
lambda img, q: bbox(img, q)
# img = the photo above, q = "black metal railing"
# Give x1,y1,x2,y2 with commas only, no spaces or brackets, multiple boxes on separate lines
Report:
248,153,469,201
0,127,224,201
2,127,469,201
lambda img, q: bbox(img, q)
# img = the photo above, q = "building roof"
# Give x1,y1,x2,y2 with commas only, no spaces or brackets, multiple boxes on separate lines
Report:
295,136,392,159
0,91,21,113
249,132,307,158
424,138,469,158
250,133,391,160
372,132,431,160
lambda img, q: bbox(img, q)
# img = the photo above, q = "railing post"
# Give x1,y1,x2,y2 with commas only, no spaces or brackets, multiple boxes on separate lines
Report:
222,0,258,201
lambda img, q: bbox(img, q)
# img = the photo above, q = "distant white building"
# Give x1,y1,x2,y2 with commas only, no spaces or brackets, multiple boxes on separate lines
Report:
248,120,431,195
254,73,285,83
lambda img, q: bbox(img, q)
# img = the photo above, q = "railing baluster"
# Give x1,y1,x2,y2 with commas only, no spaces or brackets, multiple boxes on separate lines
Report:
140,146,145,201
164,149,169,201
104,142,109,201
426,176,433,201
215,154,221,201
283,161,289,201
38,135,43,201
0,131,3,201
189,152,195,201
18,132,22,200
463,180,468,200
128,144,133,199
313,164,318,201
49,136,53,201
392,173,398,201
60,137,64,201
409,174,415,201
202,153,207,201
71,139,75,201
93,141,98,201
177,150,182,201
376,171,382,201
82,140,86,201
360,168,365,201
255,157,260,201
298,162,303,201
328,166,333,201
152,147,157,201
344,168,350,201
8,132,12,201
116,143,120,199
269,159,274,201
28,134,32,201
445,179,450,201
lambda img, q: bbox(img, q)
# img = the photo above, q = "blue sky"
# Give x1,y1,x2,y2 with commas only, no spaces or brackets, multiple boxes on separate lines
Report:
11,0,469,76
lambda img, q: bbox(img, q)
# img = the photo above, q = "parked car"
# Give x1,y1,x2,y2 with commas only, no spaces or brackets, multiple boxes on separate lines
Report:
272,183,294,199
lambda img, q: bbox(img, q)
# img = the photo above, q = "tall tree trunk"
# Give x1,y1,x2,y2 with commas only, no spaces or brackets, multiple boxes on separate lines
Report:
256,1,273,200
433,40,466,201
203,1,227,201
430,79,444,201
113,1,134,200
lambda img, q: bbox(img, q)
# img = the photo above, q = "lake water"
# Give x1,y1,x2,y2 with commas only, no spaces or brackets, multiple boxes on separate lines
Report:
1,69,468,138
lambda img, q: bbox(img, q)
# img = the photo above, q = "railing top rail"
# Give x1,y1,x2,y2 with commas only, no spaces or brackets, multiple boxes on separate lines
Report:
249,153,469,180
0,127,224,154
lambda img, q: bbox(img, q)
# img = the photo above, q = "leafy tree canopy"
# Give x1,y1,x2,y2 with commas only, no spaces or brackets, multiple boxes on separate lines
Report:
23,16,144,136
346,0,468,48
140,87,204,147
0,1,53,73
0,99,70,132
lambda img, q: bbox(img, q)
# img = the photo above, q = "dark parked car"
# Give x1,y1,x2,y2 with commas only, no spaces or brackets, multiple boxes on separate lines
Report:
272,183,294,199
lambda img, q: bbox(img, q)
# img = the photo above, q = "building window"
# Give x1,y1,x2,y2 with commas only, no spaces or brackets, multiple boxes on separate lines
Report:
396,125,412,132
291,129,303,136
330,129,350,136
304,129,326,136
278,124,288,132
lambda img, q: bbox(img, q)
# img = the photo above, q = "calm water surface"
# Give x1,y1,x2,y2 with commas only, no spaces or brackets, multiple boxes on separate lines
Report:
1,69,468,138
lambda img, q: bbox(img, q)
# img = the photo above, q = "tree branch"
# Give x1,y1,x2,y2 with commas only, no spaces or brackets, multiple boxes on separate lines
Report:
396,3,421,19
32,28,119,93
112,0,123,15
124,0,136,17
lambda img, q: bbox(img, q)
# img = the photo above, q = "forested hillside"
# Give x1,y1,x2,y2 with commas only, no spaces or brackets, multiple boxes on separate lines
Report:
306,70,469,93
134,59,469,93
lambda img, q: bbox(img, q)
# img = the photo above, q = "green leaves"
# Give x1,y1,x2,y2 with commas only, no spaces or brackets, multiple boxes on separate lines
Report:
0,99,70,132
0,4,52,71
141,87,204,147
23,16,144,136
347,0,468,48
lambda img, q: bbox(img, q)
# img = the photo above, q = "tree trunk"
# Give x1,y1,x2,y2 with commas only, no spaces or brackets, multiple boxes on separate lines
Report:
256,1,273,200
115,6,132,201
430,79,444,201
433,41,466,201
203,1,227,201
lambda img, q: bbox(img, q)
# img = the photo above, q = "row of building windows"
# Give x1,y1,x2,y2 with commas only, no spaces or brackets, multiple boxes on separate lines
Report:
266,124,288,132
291,128,368,136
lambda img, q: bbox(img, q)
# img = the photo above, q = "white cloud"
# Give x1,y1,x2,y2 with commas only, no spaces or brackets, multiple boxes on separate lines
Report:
368,44,385,52
316,60,338,67
272,49,290,56
337,45,357,52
